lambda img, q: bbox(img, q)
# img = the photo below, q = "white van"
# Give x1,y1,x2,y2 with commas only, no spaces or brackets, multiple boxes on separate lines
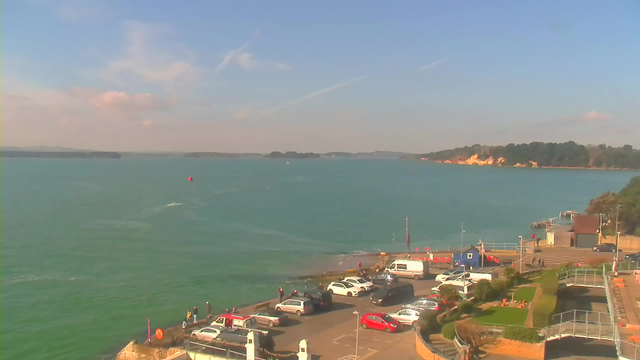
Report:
466,271,497,283
385,260,429,280
431,280,475,299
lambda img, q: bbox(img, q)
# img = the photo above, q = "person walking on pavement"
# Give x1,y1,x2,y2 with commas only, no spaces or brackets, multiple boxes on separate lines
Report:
538,257,542,267
278,286,284,302
541,259,545,269
192,306,198,323
206,301,211,316
357,261,361,271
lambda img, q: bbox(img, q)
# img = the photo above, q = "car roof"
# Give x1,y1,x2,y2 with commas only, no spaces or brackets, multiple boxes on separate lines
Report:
218,314,251,320
287,296,310,301
343,276,365,280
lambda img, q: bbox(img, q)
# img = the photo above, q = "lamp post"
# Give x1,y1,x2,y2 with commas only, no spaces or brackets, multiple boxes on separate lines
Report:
353,310,360,359
615,204,621,263
519,236,523,273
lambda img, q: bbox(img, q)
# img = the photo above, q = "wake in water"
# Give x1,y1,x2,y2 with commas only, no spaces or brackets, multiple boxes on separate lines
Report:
166,202,181,207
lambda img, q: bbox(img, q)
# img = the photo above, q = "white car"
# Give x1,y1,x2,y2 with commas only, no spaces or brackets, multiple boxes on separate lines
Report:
388,308,421,327
343,276,374,292
327,281,362,297
190,326,225,341
435,270,468,283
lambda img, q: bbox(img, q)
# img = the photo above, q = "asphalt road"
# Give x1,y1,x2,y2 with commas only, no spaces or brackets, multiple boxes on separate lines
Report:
269,278,438,360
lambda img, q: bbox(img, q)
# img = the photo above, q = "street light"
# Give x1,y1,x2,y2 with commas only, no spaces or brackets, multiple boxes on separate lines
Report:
519,236,523,273
353,310,360,359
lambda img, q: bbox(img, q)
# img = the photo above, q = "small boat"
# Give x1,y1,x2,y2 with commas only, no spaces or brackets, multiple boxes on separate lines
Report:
286,161,290,165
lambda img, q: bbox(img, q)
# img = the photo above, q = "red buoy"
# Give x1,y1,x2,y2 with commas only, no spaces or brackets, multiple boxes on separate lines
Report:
188,177,193,182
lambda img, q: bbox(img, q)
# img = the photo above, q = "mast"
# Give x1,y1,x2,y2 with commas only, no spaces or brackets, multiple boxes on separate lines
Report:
406,216,410,253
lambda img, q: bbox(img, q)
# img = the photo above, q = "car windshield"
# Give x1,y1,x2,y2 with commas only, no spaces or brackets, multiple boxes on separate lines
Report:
356,279,367,284
442,271,452,275
382,314,395,322
343,282,354,288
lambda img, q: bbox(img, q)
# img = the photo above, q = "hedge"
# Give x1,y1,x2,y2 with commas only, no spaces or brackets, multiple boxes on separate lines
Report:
532,294,557,328
503,326,542,343
458,301,474,314
441,322,456,340
540,272,559,295
491,279,508,298
418,310,441,334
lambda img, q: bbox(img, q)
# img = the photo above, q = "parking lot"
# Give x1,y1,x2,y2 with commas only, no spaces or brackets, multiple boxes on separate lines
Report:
266,278,438,360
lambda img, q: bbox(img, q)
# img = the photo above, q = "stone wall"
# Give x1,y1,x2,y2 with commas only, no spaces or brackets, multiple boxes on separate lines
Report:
116,341,184,360
603,235,640,250
485,338,545,360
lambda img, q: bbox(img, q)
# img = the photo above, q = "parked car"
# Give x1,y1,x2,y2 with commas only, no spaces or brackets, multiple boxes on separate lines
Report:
385,259,429,279
463,271,497,283
402,298,441,311
250,311,289,327
190,326,226,342
360,312,403,332
431,280,475,300
388,308,421,327
274,297,314,316
368,272,399,286
435,269,468,283
343,276,374,292
303,289,333,311
370,283,414,306
211,314,269,335
327,281,362,297
593,243,620,252
625,252,640,261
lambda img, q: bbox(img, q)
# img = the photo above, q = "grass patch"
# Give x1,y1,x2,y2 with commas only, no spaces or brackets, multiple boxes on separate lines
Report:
515,287,537,302
475,306,528,326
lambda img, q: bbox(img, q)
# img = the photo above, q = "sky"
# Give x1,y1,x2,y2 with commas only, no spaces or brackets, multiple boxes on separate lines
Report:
1,1,639,153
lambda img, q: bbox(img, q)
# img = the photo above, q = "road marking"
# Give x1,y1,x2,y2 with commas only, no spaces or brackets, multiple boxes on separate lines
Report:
360,350,378,359
344,344,351,347
333,334,350,344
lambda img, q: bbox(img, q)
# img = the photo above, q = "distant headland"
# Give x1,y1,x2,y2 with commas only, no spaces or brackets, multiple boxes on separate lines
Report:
264,151,321,159
1,150,121,159
405,142,640,170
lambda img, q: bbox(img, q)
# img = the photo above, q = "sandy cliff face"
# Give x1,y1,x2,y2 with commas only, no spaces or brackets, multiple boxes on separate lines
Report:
425,154,539,167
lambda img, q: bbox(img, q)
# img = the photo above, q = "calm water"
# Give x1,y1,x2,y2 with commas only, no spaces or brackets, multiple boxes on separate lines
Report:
1,158,637,359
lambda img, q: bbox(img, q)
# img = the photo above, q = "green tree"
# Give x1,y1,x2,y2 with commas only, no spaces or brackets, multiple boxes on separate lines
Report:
619,176,640,235
474,280,494,301
439,284,462,316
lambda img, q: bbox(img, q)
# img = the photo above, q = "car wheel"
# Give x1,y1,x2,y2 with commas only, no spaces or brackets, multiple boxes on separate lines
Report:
275,306,281,311
269,321,275,327
413,275,420,280
296,310,302,316
328,289,333,294
361,323,368,329
412,321,418,328
191,334,198,339
347,292,353,297
596,249,600,252
385,327,392,333
612,249,616,252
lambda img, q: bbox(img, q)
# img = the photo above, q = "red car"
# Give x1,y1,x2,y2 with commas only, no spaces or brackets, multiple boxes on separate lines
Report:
360,312,403,332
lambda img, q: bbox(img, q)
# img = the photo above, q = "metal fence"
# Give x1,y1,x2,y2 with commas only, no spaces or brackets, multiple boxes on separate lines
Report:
544,310,614,341
558,268,605,288
483,242,534,252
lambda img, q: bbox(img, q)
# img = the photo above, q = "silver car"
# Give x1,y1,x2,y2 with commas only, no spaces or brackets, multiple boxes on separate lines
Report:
402,298,441,311
190,326,225,341
274,297,314,316
250,311,289,327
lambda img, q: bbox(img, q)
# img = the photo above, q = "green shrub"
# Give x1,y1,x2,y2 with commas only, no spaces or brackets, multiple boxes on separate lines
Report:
441,310,462,324
458,301,474,314
503,326,542,343
418,310,440,333
474,280,493,301
532,294,557,328
441,322,456,340
540,273,559,295
491,279,508,298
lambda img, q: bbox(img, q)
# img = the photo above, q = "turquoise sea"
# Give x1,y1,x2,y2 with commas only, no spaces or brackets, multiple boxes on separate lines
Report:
1,158,638,359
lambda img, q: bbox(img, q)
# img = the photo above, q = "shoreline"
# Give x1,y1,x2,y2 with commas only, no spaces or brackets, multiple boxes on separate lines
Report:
411,160,639,171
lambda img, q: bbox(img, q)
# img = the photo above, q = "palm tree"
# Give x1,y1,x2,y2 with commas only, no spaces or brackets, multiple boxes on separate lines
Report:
438,284,462,317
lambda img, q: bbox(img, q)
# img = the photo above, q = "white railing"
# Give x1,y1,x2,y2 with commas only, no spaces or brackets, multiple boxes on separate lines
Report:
544,309,614,341
558,268,605,288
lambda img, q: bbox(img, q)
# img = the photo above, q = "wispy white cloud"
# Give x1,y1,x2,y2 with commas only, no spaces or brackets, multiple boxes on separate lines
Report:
574,111,613,122
263,76,369,114
417,57,449,71
213,28,291,74
100,21,201,90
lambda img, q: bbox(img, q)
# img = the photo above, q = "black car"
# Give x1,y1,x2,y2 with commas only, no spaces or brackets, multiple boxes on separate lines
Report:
592,243,620,252
368,272,399,286
625,252,640,261
370,283,414,306
302,290,332,311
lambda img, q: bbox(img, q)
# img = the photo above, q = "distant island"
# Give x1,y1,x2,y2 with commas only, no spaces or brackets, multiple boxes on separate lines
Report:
324,151,413,159
264,151,321,159
184,152,262,158
406,142,640,169
1,151,121,159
